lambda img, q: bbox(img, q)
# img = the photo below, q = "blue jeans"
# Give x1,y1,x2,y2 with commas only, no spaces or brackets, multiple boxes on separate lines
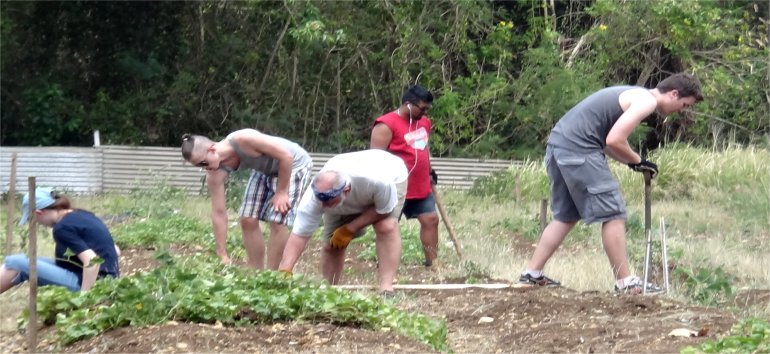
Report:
3,254,81,291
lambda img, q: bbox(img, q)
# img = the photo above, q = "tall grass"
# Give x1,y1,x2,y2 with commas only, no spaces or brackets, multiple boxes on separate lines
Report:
463,144,770,298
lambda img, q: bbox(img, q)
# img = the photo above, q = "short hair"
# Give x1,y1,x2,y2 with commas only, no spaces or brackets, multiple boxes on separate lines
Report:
656,73,703,102
181,134,214,162
401,85,433,105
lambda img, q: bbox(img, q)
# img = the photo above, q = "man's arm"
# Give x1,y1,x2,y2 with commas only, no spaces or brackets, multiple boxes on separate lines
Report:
278,233,312,272
78,249,100,291
207,169,231,264
370,123,393,150
235,131,295,213
347,206,389,231
605,91,657,164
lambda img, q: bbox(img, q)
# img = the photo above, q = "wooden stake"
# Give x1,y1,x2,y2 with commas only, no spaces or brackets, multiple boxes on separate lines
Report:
27,177,38,353
432,185,464,260
539,199,548,234
5,153,17,255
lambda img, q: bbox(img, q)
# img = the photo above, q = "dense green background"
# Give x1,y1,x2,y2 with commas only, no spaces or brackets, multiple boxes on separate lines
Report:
1,0,767,158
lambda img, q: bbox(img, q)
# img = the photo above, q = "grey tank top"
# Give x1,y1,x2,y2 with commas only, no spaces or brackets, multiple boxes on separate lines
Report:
227,133,311,176
548,86,639,152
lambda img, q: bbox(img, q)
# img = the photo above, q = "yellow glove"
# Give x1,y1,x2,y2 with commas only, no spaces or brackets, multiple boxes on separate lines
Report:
330,225,355,249
278,269,293,278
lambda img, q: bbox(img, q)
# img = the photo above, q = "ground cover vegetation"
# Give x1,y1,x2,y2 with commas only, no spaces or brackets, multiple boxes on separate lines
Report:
0,145,768,352
1,0,767,157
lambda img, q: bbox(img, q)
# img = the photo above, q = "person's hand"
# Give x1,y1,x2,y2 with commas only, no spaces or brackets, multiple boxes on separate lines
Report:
628,159,659,178
271,191,291,214
429,169,438,185
278,269,293,278
330,225,355,249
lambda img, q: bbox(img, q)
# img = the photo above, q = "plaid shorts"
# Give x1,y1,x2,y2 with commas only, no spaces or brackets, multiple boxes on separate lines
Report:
239,162,312,226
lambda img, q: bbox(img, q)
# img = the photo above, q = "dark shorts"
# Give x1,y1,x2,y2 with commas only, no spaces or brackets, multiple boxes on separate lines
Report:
401,193,437,219
546,145,627,224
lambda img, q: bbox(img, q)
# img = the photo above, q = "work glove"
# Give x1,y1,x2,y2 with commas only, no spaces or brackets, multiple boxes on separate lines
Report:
330,225,355,249
429,168,438,185
628,159,658,179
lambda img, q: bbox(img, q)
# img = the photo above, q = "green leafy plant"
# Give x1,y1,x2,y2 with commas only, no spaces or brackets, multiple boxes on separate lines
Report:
674,265,734,306
21,258,450,352
681,318,770,353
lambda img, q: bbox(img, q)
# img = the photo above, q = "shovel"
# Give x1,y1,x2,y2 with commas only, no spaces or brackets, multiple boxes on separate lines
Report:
642,171,653,295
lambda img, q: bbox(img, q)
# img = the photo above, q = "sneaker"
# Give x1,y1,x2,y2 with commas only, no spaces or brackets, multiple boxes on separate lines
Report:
614,277,663,295
518,273,561,287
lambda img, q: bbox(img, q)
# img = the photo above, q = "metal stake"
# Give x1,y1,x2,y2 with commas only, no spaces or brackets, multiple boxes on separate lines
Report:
660,217,670,295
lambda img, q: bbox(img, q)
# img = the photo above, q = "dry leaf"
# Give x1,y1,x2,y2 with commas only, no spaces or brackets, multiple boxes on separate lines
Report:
668,328,698,337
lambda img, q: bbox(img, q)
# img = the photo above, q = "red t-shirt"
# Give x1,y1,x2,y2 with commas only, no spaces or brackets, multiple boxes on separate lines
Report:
373,111,432,199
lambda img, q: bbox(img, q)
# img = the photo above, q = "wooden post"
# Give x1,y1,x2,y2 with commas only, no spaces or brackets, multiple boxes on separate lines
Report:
5,153,17,255
513,175,522,200
539,199,548,234
27,178,38,352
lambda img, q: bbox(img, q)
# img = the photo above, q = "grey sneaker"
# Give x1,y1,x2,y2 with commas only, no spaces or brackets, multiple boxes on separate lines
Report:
519,273,561,287
615,277,663,295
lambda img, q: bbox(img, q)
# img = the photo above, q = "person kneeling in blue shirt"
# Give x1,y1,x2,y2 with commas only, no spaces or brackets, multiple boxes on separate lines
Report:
0,187,120,293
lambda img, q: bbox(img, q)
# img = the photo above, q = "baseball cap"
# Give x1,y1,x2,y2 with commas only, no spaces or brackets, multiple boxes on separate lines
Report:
19,187,57,225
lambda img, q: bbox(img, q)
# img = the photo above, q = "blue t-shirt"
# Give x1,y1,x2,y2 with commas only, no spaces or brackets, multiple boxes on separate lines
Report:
53,210,120,284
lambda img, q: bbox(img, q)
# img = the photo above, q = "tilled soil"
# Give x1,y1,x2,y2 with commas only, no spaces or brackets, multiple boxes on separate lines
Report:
0,243,757,353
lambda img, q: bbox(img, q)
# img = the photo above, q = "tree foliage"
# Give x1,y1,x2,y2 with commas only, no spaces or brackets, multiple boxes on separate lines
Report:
1,0,767,157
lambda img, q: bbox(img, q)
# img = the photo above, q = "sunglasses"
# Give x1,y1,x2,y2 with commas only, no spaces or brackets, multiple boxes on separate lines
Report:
411,102,431,112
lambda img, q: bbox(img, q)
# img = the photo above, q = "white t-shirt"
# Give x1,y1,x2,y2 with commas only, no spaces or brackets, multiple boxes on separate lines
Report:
292,150,408,237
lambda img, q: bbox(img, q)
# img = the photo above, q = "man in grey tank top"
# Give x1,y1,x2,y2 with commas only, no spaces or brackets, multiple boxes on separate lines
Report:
181,129,313,269
518,73,702,294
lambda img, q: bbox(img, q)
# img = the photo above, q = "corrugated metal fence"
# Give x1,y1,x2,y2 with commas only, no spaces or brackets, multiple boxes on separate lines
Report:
0,146,515,194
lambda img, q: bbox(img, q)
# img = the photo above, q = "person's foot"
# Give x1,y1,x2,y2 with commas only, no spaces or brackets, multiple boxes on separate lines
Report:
518,273,561,287
614,276,663,295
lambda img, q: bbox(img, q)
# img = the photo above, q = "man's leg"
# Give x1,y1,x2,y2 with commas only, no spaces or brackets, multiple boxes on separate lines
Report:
266,223,289,270
416,212,439,265
373,217,401,292
601,219,631,280
320,247,347,284
240,217,265,269
526,219,577,271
